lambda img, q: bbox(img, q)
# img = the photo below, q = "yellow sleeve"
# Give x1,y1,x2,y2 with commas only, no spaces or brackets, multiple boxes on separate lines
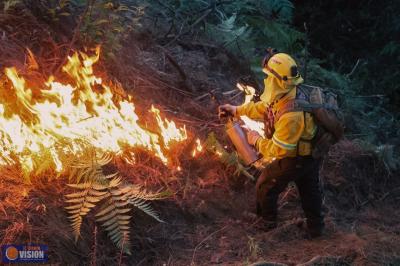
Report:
255,112,304,159
236,101,266,120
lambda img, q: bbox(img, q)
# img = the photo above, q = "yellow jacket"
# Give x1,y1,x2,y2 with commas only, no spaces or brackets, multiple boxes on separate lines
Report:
237,83,316,160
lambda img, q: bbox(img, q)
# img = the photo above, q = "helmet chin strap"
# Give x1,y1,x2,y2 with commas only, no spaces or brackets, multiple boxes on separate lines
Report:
264,65,288,81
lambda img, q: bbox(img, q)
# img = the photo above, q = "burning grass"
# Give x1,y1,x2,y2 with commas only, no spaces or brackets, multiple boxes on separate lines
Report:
0,46,190,178
1,6,399,264
0,41,204,256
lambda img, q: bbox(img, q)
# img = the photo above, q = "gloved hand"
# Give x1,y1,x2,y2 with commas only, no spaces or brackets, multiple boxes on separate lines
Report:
247,130,261,146
218,104,237,118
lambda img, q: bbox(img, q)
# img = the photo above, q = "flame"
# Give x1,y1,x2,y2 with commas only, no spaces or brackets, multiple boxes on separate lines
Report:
151,105,187,149
191,138,203,157
240,116,265,137
0,47,187,174
236,83,255,104
236,83,265,137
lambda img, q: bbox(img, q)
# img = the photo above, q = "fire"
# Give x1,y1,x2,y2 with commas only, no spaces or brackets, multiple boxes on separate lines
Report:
236,83,265,137
191,138,203,157
151,105,187,149
236,83,256,104
0,47,188,175
240,116,265,137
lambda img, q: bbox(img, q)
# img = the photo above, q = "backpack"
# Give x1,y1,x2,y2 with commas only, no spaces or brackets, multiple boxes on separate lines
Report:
264,84,345,158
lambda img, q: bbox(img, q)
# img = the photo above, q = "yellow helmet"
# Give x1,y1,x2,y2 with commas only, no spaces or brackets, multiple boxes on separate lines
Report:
262,52,303,86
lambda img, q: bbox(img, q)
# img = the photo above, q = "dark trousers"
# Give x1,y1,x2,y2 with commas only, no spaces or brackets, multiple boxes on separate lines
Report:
256,156,324,230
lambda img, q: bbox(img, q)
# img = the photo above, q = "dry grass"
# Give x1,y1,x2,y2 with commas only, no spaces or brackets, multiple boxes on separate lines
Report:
322,140,397,211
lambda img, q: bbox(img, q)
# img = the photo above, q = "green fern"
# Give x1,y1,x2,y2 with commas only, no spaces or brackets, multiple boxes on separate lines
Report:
78,0,139,58
259,0,294,23
206,14,254,58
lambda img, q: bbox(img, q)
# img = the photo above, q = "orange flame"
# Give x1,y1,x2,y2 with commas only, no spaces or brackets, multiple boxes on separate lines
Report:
0,47,188,174
151,105,187,149
191,138,203,157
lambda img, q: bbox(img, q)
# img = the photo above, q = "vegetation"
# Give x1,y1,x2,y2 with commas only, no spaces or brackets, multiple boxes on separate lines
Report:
293,0,400,147
65,151,168,254
205,132,255,180
0,0,399,263
140,0,399,163
11,0,398,149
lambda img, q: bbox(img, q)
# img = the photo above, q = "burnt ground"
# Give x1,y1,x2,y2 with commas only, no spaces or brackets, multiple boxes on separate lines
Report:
0,13,400,266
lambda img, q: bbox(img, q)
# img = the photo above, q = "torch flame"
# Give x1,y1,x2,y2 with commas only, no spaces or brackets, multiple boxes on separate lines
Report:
236,83,265,137
0,47,188,175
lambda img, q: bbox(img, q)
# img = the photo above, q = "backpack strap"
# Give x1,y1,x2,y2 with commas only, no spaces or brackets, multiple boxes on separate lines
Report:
274,99,302,122
275,100,339,123
296,101,339,111
274,88,309,122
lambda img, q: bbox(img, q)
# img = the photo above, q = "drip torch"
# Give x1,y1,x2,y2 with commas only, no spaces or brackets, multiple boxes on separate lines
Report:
218,111,260,166
211,84,261,166
225,117,260,165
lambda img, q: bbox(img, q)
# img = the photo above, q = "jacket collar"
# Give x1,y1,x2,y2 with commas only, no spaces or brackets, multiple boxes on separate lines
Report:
271,87,297,111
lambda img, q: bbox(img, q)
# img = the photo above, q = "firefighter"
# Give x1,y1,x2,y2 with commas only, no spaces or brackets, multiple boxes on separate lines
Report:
219,51,324,237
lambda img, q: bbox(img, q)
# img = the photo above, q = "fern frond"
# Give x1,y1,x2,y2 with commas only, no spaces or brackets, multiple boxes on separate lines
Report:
72,152,113,168
65,179,108,242
259,0,294,22
108,176,122,188
205,14,253,57
105,172,119,179
95,195,132,255
128,185,172,201
65,190,88,199
91,183,109,191
128,197,164,223
65,151,167,254
67,182,91,189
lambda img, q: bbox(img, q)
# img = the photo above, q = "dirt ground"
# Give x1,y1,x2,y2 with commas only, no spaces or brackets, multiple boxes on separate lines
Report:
109,34,400,266
0,13,400,266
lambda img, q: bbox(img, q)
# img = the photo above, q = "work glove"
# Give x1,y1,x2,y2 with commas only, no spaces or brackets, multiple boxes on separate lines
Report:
247,130,261,146
218,104,237,118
